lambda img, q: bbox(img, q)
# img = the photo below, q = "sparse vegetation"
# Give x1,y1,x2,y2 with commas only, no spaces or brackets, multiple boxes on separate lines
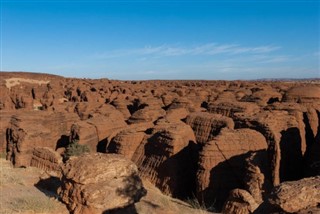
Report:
10,196,57,213
0,151,6,159
0,158,68,214
185,195,217,213
64,139,90,160
0,159,24,186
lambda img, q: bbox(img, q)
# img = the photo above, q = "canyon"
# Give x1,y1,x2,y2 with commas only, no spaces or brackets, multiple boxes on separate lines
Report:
0,71,319,213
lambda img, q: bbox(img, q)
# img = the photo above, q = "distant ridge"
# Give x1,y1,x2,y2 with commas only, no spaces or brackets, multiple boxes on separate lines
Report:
253,78,320,82
0,71,319,82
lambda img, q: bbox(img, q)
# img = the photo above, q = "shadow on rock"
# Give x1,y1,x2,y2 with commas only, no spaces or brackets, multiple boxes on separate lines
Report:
34,176,61,198
103,205,138,214
116,172,147,204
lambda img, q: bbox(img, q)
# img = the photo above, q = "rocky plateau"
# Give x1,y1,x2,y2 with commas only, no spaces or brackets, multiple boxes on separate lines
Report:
0,71,319,214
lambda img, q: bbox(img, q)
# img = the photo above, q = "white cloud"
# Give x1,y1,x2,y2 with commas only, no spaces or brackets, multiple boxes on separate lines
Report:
93,43,281,59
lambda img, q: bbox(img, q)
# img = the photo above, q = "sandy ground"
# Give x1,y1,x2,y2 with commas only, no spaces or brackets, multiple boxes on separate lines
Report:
0,158,68,214
5,78,50,89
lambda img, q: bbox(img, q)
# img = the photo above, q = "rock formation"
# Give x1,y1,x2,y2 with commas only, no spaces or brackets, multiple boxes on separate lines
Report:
0,72,319,213
58,153,147,214
259,176,320,213
185,112,234,145
197,128,268,209
132,119,198,198
30,147,62,175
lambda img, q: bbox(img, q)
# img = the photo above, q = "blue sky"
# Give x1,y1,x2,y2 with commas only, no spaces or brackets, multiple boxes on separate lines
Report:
1,0,319,80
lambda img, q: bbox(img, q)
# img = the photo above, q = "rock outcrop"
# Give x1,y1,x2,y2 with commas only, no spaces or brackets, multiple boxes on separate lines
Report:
197,128,268,209
185,112,234,145
222,189,259,214
59,153,147,214
30,147,62,175
267,176,320,213
1,72,319,213
6,111,77,167
132,119,197,198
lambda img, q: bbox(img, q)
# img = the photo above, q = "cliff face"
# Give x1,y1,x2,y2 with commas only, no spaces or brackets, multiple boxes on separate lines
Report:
1,72,319,213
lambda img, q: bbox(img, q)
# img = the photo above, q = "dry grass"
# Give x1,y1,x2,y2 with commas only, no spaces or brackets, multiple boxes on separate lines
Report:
185,197,217,213
9,196,58,213
0,159,25,186
0,158,69,214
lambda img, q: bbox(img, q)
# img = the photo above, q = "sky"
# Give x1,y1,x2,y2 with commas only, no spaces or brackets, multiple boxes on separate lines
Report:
1,0,319,80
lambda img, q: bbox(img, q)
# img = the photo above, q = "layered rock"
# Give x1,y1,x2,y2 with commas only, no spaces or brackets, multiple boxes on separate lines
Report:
128,106,166,124
166,97,197,112
197,128,268,209
241,87,282,106
66,104,128,151
30,147,62,175
185,112,234,145
107,127,146,159
236,110,306,185
207,101,260,118
6,111,78,167
110,96,132,119
282,85,320,104
0,72,319,213
267,176,320,213
59,153,147,214
132,119,197,198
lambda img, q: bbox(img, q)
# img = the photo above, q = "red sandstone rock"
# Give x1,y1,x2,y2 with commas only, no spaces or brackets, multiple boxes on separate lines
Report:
132,119,197,198
268,176,320,213
107,127,146,159
185,112,234,145
197,128,268,209
222,189,259,214
59,153,146,214
30,147,62,176
0,72,319,213
6,111,78,167
236,110,306,186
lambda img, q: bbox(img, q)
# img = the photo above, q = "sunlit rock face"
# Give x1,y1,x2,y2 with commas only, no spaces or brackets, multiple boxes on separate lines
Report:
1,72,319,213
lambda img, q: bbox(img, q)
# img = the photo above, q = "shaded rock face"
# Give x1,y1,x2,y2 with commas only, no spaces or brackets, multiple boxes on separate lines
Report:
132,120,198,199
59,153,147,214
1,72,320,213
236,110,306,185
197,128,268,210
222,189,259,214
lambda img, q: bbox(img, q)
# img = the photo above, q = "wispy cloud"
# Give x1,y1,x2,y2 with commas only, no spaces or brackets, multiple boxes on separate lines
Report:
93,43,281,59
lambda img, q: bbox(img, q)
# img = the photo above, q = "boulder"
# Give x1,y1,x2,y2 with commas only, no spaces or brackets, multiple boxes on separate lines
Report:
268,176,320,213
59,153,147,214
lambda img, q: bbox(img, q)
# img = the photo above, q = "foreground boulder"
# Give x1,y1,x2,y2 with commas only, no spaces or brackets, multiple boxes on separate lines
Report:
58,153,147,214
267,176,320,213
